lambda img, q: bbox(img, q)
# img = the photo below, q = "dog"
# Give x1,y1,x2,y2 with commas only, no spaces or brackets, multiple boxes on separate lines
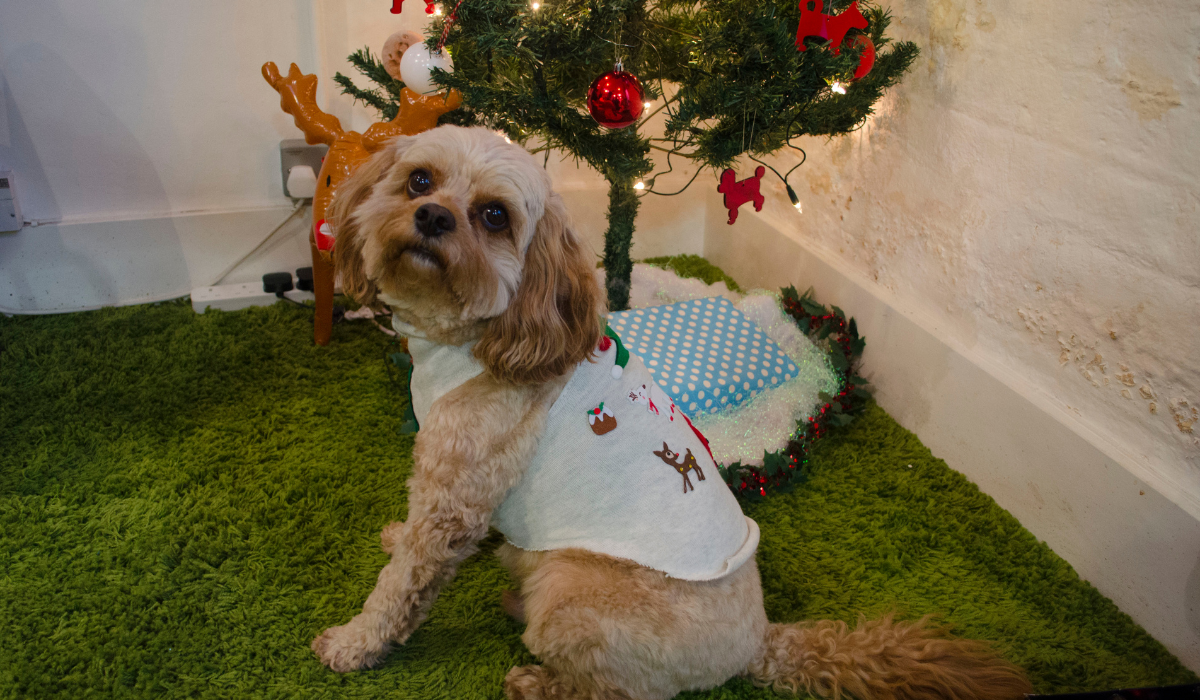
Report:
314,125,1032,700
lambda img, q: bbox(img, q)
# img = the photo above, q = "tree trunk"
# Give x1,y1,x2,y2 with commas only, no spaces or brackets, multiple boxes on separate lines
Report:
602,178,639,312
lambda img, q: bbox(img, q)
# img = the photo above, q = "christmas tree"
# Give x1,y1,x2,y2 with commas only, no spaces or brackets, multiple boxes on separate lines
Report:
336,0,917,311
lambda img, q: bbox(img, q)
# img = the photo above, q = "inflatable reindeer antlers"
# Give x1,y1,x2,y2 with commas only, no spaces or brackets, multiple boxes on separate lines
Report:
262,62,344,146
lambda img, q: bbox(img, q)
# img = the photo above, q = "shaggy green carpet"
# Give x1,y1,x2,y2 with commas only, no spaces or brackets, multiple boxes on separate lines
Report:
1,298,1194,699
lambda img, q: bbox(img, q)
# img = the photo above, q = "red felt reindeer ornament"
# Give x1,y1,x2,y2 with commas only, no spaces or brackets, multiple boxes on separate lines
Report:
390,0,438,14
795,1,875,80
717,166,766,225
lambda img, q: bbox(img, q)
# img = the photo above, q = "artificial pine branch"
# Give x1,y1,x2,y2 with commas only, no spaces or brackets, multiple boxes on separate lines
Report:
333,73,398,120
349,0,917,310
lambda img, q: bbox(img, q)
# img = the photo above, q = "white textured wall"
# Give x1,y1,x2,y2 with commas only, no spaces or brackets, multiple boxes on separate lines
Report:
0,1,323,220
741,0,1200,518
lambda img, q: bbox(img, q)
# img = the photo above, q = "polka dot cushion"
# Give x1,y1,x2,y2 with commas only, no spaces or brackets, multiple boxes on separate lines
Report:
607,297,800,415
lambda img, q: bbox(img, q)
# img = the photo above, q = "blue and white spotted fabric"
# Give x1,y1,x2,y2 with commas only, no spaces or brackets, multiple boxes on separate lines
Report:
607,297,800,415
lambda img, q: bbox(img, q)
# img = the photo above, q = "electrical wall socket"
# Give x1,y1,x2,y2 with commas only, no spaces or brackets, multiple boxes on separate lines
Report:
0,171,22,233
280,140,328,199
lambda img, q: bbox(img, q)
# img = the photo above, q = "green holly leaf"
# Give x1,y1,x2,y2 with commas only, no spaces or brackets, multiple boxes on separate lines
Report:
853,387,872,399
818,391,833,403
800,297,826,316
830,412,854,427
830,401,843,413
829,351,850,372
781,286,800,303
831,305,846,320
763,450,788,476
851,336,866,357
849,375,869,385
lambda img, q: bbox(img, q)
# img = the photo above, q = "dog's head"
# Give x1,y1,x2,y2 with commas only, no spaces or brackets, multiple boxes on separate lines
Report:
332,125,604,384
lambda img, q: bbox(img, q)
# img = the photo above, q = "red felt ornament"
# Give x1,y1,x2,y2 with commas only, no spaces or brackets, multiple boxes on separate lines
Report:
389,0,438,14
796,1,868,52
794,0,829,49
716,166,766,225
587,67,645,129
826,2,868,52
795,2,874,81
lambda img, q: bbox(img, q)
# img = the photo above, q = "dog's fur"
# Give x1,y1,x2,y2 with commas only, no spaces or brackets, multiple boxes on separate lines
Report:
317,125,1033,700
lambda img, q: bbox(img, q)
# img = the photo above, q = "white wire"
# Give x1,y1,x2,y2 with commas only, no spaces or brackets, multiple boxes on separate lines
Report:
208,202,308,287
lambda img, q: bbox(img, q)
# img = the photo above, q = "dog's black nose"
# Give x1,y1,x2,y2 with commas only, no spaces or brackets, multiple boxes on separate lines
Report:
414,203,456,238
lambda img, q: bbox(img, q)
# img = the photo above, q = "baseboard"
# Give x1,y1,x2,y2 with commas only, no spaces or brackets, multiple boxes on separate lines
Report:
0,205,314,314
703,200,1200,672
191,282,316,313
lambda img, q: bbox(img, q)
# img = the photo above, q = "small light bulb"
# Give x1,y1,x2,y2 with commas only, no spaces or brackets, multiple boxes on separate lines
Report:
831,81,846,94
531,1,540,8
644,101,653,110
433,4,443,14
634,181,645,190
504,136,512,144
786,183,802,213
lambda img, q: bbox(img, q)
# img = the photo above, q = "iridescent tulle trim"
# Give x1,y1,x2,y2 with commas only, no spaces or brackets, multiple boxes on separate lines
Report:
612,264,838,467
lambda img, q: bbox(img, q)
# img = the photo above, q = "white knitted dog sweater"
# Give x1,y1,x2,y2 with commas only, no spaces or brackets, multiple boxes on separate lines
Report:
399,320,760,582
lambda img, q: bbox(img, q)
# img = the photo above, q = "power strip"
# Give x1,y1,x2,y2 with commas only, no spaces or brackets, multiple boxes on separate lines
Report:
191,282,316,313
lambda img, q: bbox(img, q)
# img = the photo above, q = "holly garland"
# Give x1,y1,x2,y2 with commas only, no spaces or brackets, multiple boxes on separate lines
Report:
716,285,871,501
382,280,868,501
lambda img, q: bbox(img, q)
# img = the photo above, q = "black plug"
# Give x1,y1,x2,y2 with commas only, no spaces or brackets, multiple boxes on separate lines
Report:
263,272,294,294
295,267,314,292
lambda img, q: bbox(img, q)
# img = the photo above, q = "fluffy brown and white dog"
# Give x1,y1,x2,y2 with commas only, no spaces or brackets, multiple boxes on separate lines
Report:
315,125,1032,700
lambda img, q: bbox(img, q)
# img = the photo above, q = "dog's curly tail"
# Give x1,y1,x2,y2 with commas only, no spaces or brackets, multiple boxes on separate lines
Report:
745,614,1032,700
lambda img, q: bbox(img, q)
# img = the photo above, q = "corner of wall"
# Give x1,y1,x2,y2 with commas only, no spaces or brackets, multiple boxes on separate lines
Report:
699,198,1200,673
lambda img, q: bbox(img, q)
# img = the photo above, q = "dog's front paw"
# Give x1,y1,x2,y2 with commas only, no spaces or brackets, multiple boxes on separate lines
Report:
380,520,406,554
311,622,390,672
505,665,559,700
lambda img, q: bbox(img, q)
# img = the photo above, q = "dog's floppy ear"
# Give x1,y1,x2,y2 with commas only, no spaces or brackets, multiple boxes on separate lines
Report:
331,138,408,306
474,194,605,384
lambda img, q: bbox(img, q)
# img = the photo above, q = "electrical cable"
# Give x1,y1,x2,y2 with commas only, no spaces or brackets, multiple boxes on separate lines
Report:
209,202,308,287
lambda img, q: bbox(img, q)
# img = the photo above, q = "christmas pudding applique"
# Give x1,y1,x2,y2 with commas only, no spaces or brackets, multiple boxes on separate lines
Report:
587,402,617,435
652,442,707,494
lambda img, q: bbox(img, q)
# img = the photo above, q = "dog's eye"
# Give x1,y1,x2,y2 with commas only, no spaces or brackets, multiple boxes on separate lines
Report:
480,203,508,231
407,170,432,197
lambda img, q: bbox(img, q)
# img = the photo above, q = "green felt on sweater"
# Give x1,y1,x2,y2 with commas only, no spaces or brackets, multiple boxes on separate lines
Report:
0,293,1193,699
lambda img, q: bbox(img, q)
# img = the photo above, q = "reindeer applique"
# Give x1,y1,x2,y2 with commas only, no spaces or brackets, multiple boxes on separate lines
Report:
653,442,707,494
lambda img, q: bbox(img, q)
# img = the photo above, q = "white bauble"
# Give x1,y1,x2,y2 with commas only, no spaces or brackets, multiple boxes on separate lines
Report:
399,45,454,95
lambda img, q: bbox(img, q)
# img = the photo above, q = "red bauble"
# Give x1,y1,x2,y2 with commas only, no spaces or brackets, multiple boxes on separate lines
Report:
851,35,876,79
587,70,645,129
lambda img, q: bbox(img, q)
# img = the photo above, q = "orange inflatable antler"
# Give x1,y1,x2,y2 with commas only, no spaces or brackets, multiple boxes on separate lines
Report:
262,59,460,347
262,62,344,146
361,88,464,152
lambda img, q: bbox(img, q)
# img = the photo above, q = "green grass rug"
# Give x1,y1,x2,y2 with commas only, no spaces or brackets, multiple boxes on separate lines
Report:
1,298,1194,699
